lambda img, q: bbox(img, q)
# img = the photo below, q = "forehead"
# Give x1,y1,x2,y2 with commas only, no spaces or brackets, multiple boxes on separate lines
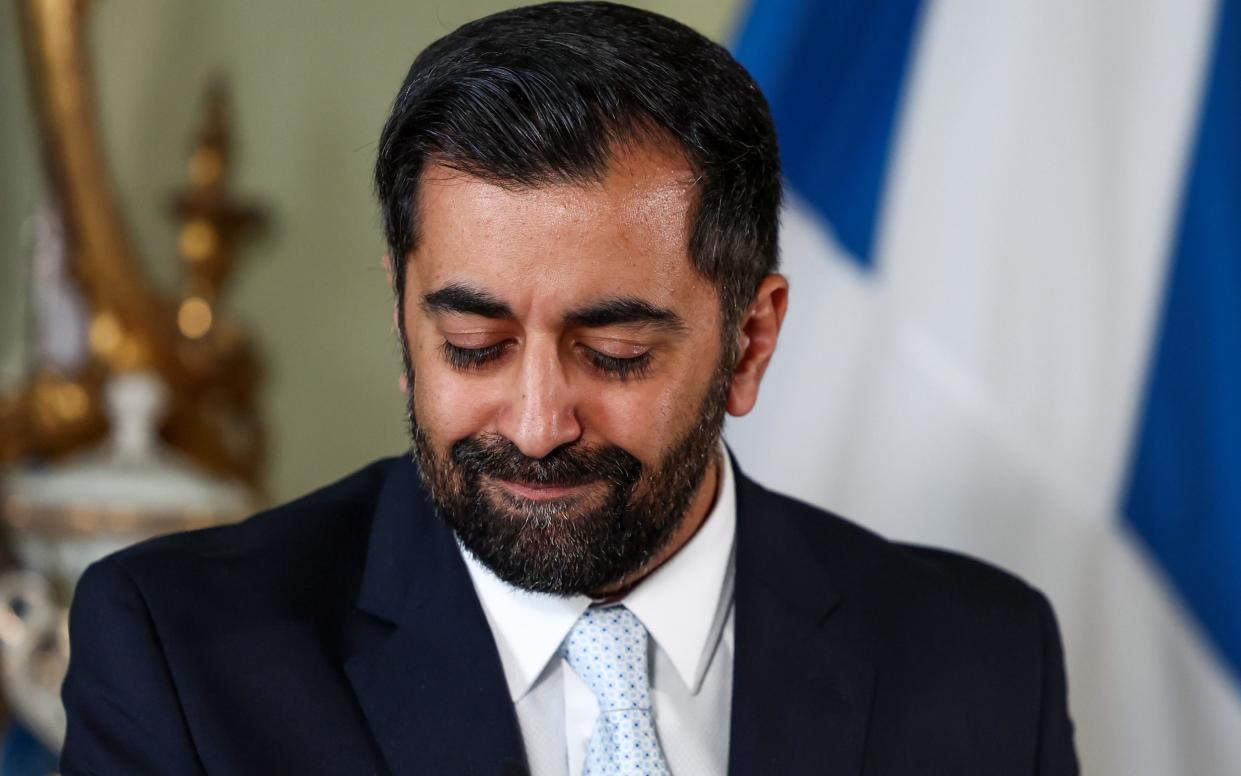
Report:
411,144,711,316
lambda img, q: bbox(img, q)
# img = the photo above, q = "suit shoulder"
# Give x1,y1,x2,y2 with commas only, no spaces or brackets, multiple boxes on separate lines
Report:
85,457,405,634
105,456,398,572
757,483,1047,626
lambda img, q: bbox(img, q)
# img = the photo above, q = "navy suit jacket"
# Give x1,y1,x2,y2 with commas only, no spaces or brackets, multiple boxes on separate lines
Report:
61,455,1078,775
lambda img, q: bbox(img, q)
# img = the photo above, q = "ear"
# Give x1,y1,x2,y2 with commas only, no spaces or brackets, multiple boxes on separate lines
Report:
727,274,789,417
383,253,413,396
383,251,398,296
385,252,408,335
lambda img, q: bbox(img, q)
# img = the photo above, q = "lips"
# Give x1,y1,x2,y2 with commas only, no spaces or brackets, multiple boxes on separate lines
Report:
494,478,596,501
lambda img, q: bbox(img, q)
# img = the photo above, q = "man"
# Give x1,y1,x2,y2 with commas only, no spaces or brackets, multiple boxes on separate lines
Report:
60,3,1078,774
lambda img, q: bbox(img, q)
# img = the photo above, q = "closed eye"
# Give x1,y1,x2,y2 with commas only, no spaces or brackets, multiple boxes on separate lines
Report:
581,347,653,381
441,341,510,370
440,340,653,381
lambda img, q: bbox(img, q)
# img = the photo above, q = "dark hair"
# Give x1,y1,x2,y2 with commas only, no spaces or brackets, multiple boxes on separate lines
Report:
375,1,781,330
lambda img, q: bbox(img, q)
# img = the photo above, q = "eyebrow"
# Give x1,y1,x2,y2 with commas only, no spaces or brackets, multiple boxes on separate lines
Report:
422,283,514,319
563,297,687,332
421,284,686,332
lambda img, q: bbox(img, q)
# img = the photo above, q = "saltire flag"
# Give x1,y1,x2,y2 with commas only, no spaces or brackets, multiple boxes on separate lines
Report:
725,1,1241,774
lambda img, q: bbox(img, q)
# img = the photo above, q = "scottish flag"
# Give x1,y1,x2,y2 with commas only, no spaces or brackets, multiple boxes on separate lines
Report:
726,1,1241,774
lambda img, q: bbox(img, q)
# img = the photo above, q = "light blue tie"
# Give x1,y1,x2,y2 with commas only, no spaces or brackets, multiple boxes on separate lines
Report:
561,605,672,776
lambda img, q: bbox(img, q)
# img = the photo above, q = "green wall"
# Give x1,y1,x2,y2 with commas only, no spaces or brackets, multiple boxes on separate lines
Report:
0,1,743,503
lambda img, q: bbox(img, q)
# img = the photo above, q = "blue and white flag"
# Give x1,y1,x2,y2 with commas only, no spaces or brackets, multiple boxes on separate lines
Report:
726,1,1241,774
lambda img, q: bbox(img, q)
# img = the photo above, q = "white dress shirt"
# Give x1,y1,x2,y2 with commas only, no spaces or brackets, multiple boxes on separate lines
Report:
459,446,737,776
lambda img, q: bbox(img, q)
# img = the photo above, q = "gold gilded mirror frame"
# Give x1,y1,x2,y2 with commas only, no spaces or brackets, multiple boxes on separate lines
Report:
3,0,267,489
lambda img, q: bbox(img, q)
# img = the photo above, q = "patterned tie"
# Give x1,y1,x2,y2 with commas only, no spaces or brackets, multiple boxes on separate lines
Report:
561,605,672,776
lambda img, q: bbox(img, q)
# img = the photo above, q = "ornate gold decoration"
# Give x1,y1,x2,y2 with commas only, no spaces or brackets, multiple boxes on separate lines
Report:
172,79,265,318
2,0,268,488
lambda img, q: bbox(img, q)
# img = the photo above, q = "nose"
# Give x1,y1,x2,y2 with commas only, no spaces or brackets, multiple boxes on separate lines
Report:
499,339,582,459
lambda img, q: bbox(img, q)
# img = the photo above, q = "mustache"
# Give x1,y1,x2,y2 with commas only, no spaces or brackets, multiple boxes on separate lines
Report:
451,433,642,488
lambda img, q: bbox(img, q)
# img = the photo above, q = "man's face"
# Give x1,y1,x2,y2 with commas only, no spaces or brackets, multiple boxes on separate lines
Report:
399,143,731,596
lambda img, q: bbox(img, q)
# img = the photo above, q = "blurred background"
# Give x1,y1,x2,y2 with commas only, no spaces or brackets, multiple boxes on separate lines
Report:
0,0,1237,774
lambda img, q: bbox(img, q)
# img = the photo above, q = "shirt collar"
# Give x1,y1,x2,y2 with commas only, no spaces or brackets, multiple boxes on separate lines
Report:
623,445,735,693
459,444,737,701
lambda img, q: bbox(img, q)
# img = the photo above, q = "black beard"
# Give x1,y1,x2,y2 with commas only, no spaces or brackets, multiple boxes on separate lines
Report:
405,356,732,596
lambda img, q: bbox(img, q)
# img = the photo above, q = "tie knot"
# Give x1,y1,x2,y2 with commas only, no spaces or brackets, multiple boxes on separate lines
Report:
561,606,652,712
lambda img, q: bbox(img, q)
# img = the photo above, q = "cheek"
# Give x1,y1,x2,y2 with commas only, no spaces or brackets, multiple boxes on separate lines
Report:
414,375,486,446
579,358,711,463
407,332,492,447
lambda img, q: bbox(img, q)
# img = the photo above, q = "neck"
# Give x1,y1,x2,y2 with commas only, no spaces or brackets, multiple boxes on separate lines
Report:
591,451,722,600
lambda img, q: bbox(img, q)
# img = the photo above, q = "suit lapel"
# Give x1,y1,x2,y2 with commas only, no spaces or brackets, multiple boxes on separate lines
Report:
728,465,875,776
343,458,527,776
